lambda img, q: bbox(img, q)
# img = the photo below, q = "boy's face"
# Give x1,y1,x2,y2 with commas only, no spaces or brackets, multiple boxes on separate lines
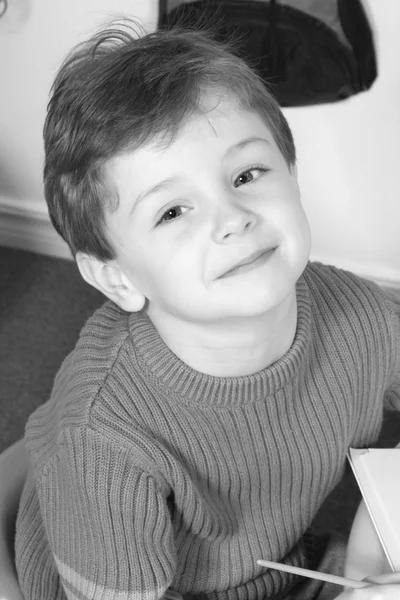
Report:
104,92,311,324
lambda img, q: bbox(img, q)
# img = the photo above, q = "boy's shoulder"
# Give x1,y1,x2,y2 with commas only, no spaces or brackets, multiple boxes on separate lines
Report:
71,298,132,382
25,300,134,464
304,261,400,410
305,260,389,305
304,260,400,336
77,298,132,357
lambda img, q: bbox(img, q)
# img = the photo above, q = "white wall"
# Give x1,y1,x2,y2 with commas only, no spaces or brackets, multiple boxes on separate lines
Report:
0,0,399,285
0,0,158,257
285,0,400,285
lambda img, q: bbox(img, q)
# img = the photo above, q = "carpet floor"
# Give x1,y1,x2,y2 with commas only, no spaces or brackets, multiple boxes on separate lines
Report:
0,245,399,538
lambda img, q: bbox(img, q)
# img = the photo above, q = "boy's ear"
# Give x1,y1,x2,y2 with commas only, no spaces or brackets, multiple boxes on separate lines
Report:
76,253,146,312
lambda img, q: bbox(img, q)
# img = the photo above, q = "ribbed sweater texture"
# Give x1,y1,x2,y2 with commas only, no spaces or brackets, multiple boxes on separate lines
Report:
15,262,400,600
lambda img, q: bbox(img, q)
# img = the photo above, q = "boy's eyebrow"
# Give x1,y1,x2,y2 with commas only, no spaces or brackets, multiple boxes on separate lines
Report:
224,136,271,157
130,177,180,216
129,137,270,216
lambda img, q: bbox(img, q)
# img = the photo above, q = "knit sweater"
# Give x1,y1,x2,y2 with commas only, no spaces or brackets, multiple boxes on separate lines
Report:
15,262,400,600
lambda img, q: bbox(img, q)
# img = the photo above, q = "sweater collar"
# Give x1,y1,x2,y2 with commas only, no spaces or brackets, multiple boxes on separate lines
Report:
129,273,312,407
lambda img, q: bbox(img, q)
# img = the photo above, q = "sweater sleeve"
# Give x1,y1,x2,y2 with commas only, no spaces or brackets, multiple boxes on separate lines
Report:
383,288,400,410
17,428,179,600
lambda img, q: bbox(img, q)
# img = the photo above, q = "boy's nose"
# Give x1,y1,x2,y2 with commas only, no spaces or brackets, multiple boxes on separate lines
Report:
211,196,257,243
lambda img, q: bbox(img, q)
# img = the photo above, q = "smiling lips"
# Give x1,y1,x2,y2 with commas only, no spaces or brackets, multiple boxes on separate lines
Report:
220,247,276,278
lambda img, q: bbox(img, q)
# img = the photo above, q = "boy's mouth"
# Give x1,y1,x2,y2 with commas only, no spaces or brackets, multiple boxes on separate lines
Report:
219,247,277,279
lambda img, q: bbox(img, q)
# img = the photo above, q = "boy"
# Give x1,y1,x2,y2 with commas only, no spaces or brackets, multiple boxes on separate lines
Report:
15,19,400,600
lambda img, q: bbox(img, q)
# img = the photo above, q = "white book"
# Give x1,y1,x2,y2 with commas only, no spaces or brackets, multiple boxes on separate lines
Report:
348,447,400,572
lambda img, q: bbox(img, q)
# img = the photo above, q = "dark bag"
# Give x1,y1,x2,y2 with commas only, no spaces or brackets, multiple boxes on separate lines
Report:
158,0,377,107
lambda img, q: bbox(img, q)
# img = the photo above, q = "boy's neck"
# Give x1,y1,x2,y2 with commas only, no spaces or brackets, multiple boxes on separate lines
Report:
146,290,298,378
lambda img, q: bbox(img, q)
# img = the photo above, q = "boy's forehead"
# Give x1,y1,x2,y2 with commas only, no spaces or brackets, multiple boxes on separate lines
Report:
157,98,272,152
107,92,276,181
155,89,270,145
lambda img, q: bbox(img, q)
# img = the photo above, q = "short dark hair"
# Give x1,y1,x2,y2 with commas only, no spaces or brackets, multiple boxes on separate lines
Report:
44,20,296,261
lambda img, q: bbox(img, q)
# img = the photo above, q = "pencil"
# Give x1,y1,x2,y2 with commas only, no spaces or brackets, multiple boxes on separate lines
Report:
257,559,369,589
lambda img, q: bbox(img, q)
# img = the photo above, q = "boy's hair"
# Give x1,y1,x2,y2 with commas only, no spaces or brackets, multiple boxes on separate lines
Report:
44,20,296,261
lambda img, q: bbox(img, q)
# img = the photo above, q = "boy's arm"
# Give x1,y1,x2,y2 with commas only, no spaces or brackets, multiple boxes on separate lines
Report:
382,288,400,411
17,430,180,600
0,440,29,600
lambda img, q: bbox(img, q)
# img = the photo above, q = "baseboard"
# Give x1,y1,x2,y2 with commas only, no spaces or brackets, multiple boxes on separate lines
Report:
0,196,399,288
0,196,71,260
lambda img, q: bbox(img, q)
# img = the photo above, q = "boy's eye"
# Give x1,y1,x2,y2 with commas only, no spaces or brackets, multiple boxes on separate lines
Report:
157,205,187,225
234,167,266,188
